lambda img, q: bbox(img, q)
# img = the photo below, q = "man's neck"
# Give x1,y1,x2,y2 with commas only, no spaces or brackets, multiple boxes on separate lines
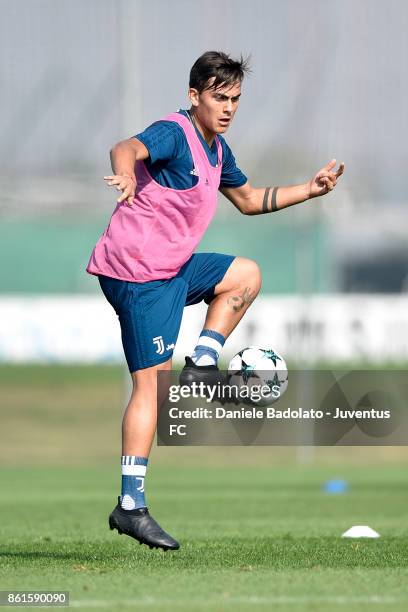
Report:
188,109,215,147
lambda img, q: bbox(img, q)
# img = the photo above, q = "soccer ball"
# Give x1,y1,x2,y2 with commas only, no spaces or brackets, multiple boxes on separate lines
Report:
227,346,288,407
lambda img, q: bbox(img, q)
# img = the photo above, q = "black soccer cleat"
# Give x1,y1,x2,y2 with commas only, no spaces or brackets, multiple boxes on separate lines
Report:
179,356,239,405
108,498,180,551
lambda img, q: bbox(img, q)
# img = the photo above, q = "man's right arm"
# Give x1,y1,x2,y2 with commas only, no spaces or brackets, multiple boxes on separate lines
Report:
104,137,150,206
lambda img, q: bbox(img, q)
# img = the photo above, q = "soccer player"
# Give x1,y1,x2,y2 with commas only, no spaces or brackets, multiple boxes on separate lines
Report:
87,51,344,551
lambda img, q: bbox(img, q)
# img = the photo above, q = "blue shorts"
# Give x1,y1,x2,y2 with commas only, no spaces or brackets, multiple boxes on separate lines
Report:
98,253,235,372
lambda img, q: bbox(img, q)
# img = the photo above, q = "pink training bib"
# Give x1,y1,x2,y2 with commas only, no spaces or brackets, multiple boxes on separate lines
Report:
86,113,223,282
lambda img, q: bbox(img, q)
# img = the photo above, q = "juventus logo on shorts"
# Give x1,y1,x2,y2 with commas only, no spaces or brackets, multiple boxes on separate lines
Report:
153,336,165,355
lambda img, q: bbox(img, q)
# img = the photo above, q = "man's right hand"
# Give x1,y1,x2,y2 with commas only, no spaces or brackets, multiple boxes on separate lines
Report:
104,174,137,206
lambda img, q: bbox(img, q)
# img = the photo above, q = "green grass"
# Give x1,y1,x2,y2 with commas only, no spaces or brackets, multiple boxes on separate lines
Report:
1,365,408,611
1,465,408,611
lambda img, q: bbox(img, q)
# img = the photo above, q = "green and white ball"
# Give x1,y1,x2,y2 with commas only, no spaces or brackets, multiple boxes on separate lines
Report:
228,346,288,407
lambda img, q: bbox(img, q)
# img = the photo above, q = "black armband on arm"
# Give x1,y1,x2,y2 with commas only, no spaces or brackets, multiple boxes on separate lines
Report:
271,186,279,212
261,186,279,213
262,187,271,213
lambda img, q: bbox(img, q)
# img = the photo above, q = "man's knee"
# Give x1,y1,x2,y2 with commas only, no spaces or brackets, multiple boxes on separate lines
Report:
214,256,262,298
234,257,262,294
131,358,172,389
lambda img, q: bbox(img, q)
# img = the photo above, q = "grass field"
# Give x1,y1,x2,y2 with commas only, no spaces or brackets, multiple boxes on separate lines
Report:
1,365,408,611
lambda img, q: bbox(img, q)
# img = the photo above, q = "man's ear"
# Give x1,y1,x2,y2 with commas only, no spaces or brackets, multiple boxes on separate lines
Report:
188,87,199,108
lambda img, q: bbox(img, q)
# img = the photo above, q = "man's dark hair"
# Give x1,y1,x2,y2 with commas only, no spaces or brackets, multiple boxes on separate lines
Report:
189,51,251,93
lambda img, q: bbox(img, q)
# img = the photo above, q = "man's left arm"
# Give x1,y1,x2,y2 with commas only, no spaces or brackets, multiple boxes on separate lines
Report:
220,159,345,215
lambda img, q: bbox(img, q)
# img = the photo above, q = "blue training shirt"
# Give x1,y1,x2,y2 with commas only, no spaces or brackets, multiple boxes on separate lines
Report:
134,109,247,190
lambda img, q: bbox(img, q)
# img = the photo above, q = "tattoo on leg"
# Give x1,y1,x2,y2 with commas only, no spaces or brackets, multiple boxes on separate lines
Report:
227,287,257,312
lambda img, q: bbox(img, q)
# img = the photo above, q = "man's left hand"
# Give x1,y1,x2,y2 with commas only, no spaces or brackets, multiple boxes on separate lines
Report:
308,159,345,198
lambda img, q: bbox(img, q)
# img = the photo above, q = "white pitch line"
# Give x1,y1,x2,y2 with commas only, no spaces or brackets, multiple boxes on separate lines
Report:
70,595,404,607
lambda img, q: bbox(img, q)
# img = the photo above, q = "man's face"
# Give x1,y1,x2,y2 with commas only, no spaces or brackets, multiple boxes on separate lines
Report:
189,78,242,135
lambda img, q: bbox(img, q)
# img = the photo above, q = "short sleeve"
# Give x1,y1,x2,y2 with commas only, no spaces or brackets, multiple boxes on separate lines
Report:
134,121,187,164
218,136,247,188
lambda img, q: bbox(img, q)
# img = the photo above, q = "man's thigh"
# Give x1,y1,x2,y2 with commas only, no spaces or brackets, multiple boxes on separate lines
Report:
99,275,187,372
178,253,235,306
210,256,262,296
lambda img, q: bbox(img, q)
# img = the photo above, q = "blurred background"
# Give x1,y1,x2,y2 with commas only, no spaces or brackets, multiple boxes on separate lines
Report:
1,0,408,465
